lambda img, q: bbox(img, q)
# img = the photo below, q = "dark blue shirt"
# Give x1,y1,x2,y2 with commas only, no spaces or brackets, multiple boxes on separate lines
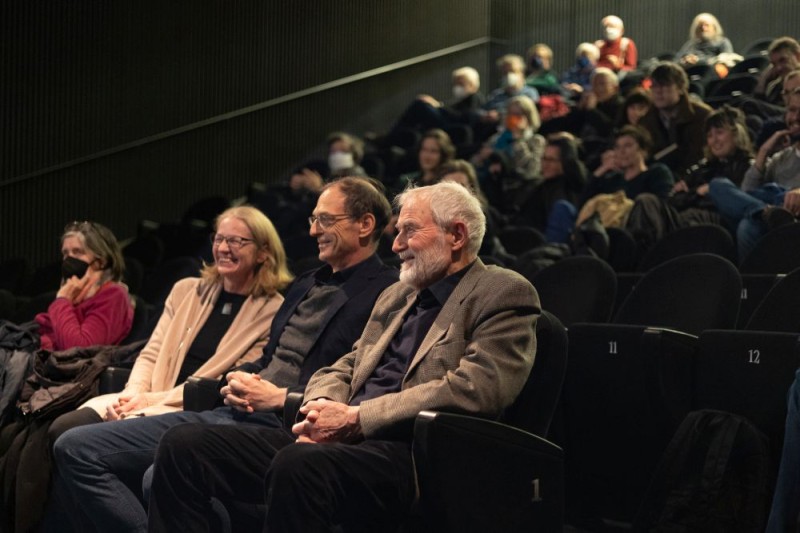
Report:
350,263,472,406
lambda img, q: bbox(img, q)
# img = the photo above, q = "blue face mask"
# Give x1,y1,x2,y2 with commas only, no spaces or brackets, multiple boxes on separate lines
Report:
577,56,591,69
529,56,543,71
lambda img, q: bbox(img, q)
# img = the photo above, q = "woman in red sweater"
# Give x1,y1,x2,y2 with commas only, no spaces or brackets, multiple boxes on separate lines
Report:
35,221,133,351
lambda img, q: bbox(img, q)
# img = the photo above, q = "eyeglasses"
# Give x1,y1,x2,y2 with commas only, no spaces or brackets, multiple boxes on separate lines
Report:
64,220,93,232
211,234,255,249
308,213,353,229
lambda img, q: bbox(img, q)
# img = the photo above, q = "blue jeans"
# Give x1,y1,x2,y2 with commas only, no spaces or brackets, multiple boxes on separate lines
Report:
546,199,578,243
767,369,800,532
708,178,787,261
51,407,281,533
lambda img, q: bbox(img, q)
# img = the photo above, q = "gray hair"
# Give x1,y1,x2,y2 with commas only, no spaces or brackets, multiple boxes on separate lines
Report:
452,66,480,90
394,182,486,257
576,42,601,61
591,67,619,86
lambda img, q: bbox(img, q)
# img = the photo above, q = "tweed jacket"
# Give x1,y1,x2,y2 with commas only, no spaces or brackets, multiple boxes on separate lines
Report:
304,259,540,439
80,277,282,416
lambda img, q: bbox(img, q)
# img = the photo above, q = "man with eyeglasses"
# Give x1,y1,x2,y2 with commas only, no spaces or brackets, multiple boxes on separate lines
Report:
50,177,399,532
638,61,713,177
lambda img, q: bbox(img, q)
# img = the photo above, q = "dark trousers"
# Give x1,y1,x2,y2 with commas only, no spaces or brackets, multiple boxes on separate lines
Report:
148,423,415,533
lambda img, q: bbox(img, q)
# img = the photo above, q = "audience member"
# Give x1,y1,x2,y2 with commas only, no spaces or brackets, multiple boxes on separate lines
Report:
35,221,133,352
709,87,800,259
675,13,734,67
472,95,545,210
627,107,755,248
753,68,800,146
617,87,653,127
12,206,290,532
398,128,456,190
516,134,588,242
387,66,484,145
595,15,638,73
438,159,508,260
143,181,539,532
541,67,624,159
754,37,800,106
672,106,755,223
638,61,713,176
562,42,600,99
325,132,367,179
547,126,673,240
525,43,562,95
50,177,399,532
476,54,541,140
284,133,369,239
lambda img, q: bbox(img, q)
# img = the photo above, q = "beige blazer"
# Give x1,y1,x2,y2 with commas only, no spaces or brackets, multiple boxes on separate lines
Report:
304,260,540,438
81,277,282,416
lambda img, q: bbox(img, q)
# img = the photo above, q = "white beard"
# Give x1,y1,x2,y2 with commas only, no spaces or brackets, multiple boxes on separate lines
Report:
398,236,451,290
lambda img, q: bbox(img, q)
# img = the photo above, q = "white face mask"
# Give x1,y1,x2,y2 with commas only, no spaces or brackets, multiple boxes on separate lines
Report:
452,84,468,100
328,151,354,172
503,72,521,89
605,27,621,41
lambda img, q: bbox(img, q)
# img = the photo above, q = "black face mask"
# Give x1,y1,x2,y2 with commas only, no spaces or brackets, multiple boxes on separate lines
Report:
62,256,90,281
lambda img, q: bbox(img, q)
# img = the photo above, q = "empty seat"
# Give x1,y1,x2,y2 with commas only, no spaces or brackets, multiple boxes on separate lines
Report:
498,226,546,256
638,224,735,272
745,267,800,332
742,37,774,57
606,226,639,272
563,324,696,527
531,256,617,326
138,256,202,306
694,329,800,467
737,273,781,329
729,54,770,75
739,223,800,274
614,253,741,335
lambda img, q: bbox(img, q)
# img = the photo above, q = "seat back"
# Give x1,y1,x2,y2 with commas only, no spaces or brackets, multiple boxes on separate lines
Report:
562,324,697,527
614,253,741,335
738,273,781,329
498,225,546,256
740,223,800,274
139,256,202,306
638,224,735,272
120,295,153,345
501,310,568,437
531,257,617,327
606,226,639,272
745,267,800,332
694,329,800,469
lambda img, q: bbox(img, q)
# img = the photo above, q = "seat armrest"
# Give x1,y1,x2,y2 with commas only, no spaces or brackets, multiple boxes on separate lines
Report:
183,376,224,412
283,392,305,431
99,367,132,395
413,411,564,532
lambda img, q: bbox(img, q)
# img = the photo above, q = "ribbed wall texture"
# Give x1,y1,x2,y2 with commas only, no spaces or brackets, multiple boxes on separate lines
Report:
2,0,798,269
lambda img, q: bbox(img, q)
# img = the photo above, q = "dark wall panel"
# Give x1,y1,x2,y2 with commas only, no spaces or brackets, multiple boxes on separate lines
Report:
1,0,491,267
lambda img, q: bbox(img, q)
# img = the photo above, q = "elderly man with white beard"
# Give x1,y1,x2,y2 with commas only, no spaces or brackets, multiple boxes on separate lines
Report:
141,181,540,532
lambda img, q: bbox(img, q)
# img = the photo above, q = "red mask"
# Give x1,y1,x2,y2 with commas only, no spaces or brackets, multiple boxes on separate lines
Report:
505,114,524,131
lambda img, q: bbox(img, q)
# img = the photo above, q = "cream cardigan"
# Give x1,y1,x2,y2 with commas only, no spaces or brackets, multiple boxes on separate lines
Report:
81,277,282,417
